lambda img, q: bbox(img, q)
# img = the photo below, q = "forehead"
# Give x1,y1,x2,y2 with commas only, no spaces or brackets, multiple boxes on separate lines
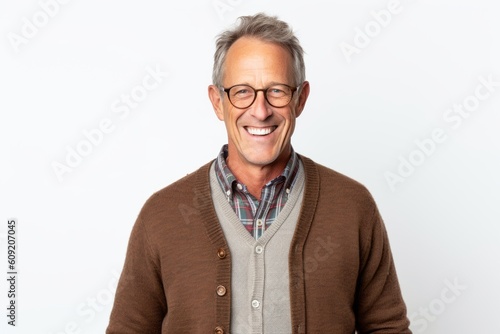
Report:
223,37,293,84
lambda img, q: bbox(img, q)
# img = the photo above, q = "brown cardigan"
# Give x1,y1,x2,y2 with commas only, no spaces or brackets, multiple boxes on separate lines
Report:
106,155,411,333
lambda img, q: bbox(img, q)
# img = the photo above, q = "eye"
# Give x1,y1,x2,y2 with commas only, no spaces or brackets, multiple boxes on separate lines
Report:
267,86,288,97
230,86,253,98
235,88,250,95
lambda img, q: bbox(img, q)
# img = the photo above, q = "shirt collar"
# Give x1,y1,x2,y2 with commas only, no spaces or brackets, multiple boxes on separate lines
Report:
214,144,299,197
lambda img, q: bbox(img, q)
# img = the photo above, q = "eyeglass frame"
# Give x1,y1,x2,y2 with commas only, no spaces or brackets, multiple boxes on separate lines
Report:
219,83,302,109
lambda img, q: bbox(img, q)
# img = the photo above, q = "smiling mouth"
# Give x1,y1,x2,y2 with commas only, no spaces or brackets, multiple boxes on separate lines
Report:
245,126,277,136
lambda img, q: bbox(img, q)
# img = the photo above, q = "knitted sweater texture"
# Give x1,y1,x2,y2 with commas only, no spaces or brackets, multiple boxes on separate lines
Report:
106,155,411,334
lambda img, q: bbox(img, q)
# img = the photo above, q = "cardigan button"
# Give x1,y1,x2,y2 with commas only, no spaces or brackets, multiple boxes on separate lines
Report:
216,285,227,296
217,248,227,259
214,326,224,334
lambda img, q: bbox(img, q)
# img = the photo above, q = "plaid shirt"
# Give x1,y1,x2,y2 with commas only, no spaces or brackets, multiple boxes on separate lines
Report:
214,145,300,240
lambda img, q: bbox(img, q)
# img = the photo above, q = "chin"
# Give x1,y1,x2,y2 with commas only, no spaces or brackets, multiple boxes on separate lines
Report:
244,151,281,167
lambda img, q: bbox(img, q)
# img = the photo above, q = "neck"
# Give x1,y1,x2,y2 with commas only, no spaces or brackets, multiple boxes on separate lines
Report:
226,150,291,200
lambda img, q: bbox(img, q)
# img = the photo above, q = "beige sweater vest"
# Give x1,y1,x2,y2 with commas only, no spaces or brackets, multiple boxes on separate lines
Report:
210,161,305,334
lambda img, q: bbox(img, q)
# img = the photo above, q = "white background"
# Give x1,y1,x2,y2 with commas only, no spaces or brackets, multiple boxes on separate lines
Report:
1,0,499,333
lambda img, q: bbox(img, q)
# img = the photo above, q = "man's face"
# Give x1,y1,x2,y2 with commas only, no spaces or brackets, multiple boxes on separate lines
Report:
209,37,309,171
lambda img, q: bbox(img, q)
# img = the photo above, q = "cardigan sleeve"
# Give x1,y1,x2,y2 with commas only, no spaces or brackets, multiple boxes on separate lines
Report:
106,215,167,334
354,205,412,333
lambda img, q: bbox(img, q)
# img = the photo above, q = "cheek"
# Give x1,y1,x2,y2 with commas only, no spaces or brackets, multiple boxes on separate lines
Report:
224,108,242,132
283,115,298,140
280,109,296,129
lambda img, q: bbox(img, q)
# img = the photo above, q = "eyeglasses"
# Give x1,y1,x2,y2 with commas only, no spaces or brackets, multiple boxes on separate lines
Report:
220,84,299,109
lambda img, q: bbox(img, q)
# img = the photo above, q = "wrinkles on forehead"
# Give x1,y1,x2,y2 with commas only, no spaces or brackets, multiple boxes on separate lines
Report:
223,37,294,88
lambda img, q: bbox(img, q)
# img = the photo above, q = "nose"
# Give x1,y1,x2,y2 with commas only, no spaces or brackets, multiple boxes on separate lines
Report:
249,90,272,120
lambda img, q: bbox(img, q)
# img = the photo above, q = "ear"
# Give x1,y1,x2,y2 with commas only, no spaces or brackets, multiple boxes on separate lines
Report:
208,85,225,121
295,80,310,118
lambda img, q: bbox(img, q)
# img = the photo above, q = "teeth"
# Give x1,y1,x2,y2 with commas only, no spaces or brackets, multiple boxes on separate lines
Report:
246,127,274,136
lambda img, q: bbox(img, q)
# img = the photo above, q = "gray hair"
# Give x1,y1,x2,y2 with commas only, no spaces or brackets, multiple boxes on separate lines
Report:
212,13,306,88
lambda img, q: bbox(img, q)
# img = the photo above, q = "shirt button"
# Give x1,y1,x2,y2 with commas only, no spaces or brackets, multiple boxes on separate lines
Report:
255,246,263,254
214,326,224,334
216,285,227,296
237,183,243,190
217,248,227,259
256,219,263,226
251,300,260,308
226,190,231,196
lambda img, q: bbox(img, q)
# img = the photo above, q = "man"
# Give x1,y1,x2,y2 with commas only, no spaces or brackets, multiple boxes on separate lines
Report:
106,13,411,334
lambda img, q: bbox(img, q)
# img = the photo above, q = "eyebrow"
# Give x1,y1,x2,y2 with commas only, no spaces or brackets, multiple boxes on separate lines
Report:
226,81,291,88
